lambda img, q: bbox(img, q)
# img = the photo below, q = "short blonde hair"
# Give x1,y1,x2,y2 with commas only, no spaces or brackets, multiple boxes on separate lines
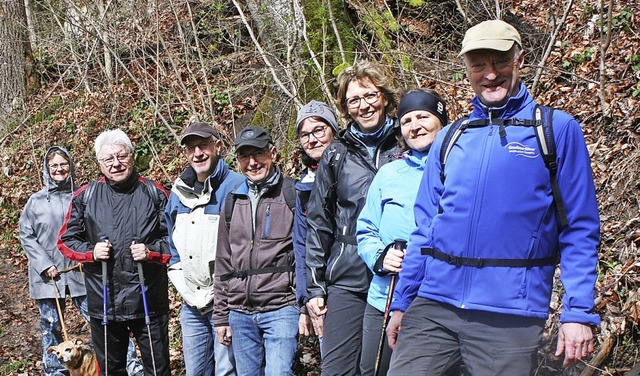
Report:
335,60,398,119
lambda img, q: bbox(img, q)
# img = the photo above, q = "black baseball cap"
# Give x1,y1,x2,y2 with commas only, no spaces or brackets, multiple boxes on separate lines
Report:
234,126,273,150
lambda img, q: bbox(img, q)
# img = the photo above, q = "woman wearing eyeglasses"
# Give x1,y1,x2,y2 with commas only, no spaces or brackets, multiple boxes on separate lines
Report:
356,89,448,375
292,100,339,341
305,60,403,375
19,146,87,376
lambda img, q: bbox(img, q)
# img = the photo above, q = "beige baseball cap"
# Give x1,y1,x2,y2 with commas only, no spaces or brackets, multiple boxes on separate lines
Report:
459,20,522,56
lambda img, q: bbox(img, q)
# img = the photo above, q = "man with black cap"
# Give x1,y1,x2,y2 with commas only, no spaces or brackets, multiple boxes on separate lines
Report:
213,126,299,376
386,20,600,374
165,122,244,375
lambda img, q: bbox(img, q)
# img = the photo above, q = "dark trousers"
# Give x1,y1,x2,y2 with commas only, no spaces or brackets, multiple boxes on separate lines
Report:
360,303,392,376
388,298,544,376
90,314,170,376
320,286,367,376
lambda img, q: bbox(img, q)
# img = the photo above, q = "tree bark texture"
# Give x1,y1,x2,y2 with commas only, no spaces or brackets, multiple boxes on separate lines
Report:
243,0,304,137
0,0,35,130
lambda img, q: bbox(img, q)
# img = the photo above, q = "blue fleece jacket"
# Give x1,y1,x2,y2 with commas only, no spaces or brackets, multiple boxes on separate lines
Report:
356,150,428,312
390,84,600,325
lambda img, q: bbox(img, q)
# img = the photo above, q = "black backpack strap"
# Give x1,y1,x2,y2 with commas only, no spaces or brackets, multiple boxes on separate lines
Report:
223,191,237,232
142,178,163,211
327,141,347,182
220,265,296,281
533,105,568,228
421,247,558,268
439,117,470,184
82,181,97,207
281,177,297,212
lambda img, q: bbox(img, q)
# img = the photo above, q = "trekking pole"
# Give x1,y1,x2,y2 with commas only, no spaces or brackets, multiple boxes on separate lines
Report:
51,278,69,342
134,239,157,376
101,238,109,376
374,239,407,376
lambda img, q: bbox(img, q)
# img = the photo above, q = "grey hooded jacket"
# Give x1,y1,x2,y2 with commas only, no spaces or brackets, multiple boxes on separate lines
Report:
19,146,86,300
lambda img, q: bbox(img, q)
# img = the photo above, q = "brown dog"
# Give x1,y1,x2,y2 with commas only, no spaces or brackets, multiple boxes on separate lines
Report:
47,338,99,376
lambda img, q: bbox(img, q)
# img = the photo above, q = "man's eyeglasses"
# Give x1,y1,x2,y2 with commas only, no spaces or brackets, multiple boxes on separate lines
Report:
183,140,214,154
346,91,381,109
99,153,131,167
237,148,270,163
48,163,70,170
299,125,328,144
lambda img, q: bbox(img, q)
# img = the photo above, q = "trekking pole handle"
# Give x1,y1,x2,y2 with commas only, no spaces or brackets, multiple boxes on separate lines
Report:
393,238,407,252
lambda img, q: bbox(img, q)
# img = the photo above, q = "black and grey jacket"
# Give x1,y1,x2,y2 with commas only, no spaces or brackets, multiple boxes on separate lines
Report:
305,120,401,299
58,172,170,321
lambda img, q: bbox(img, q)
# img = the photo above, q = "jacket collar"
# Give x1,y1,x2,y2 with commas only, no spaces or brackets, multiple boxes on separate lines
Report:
177,158,230,193
469,82,534,120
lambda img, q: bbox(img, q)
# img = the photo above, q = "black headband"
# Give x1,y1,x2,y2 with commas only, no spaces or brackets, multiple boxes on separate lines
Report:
397,91,448,126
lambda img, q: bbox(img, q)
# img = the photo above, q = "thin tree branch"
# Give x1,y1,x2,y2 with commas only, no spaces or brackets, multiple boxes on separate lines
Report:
230,0,301,107
532,0,574,94
326,0,347,64
598,0,613,116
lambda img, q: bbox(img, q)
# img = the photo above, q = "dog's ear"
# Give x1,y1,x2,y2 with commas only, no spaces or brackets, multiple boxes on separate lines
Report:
47,346,57,354
73,338,84,346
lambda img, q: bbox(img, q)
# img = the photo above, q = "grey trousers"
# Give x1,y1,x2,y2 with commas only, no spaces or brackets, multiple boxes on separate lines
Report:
388,297,545,376
320,286,367,376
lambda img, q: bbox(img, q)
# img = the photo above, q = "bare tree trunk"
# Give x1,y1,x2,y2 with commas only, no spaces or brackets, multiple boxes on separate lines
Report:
0,0,36,131
236,0,304,138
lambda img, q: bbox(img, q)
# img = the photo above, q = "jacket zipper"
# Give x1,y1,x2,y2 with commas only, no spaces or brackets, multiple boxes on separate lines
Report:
462,112,495,308
329,226,348,281
264,204,271,238
247,199,256,307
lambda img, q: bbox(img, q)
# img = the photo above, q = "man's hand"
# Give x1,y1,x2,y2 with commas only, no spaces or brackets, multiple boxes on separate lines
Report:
130,243,149,261
386,311,404,349
299,312,314,336
93,241,112,261
555,322,594,367
214,326,233,346
306,297,327,337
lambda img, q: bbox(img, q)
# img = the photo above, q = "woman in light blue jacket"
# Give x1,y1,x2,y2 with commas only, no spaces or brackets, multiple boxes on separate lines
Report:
356,89,447,375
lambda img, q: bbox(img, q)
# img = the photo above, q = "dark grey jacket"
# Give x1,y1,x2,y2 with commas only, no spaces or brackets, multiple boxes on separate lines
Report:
306,121,402,299
213,171,296,327
19,146,86,300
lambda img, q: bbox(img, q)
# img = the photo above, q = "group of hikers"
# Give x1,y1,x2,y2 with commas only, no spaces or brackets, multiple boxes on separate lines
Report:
20,20,600,376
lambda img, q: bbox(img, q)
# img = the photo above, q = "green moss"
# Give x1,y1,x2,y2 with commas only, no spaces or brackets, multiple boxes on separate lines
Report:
406,0,425,6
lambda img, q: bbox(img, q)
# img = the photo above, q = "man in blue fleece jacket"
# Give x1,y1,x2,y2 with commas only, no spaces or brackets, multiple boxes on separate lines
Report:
386,20,600,375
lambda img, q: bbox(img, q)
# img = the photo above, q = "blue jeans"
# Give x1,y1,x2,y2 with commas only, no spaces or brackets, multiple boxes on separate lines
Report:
180,304,236,376
229,305,299,376
38,296,143,376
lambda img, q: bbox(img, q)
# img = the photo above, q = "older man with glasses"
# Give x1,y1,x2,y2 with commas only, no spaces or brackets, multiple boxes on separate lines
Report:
58,129,172,376
165,122,244,376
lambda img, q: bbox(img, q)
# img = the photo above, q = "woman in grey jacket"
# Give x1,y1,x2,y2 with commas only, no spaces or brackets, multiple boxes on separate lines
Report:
19,146,86,376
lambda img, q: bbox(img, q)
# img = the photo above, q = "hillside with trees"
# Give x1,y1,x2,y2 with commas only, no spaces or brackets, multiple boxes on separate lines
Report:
0,0,638,374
